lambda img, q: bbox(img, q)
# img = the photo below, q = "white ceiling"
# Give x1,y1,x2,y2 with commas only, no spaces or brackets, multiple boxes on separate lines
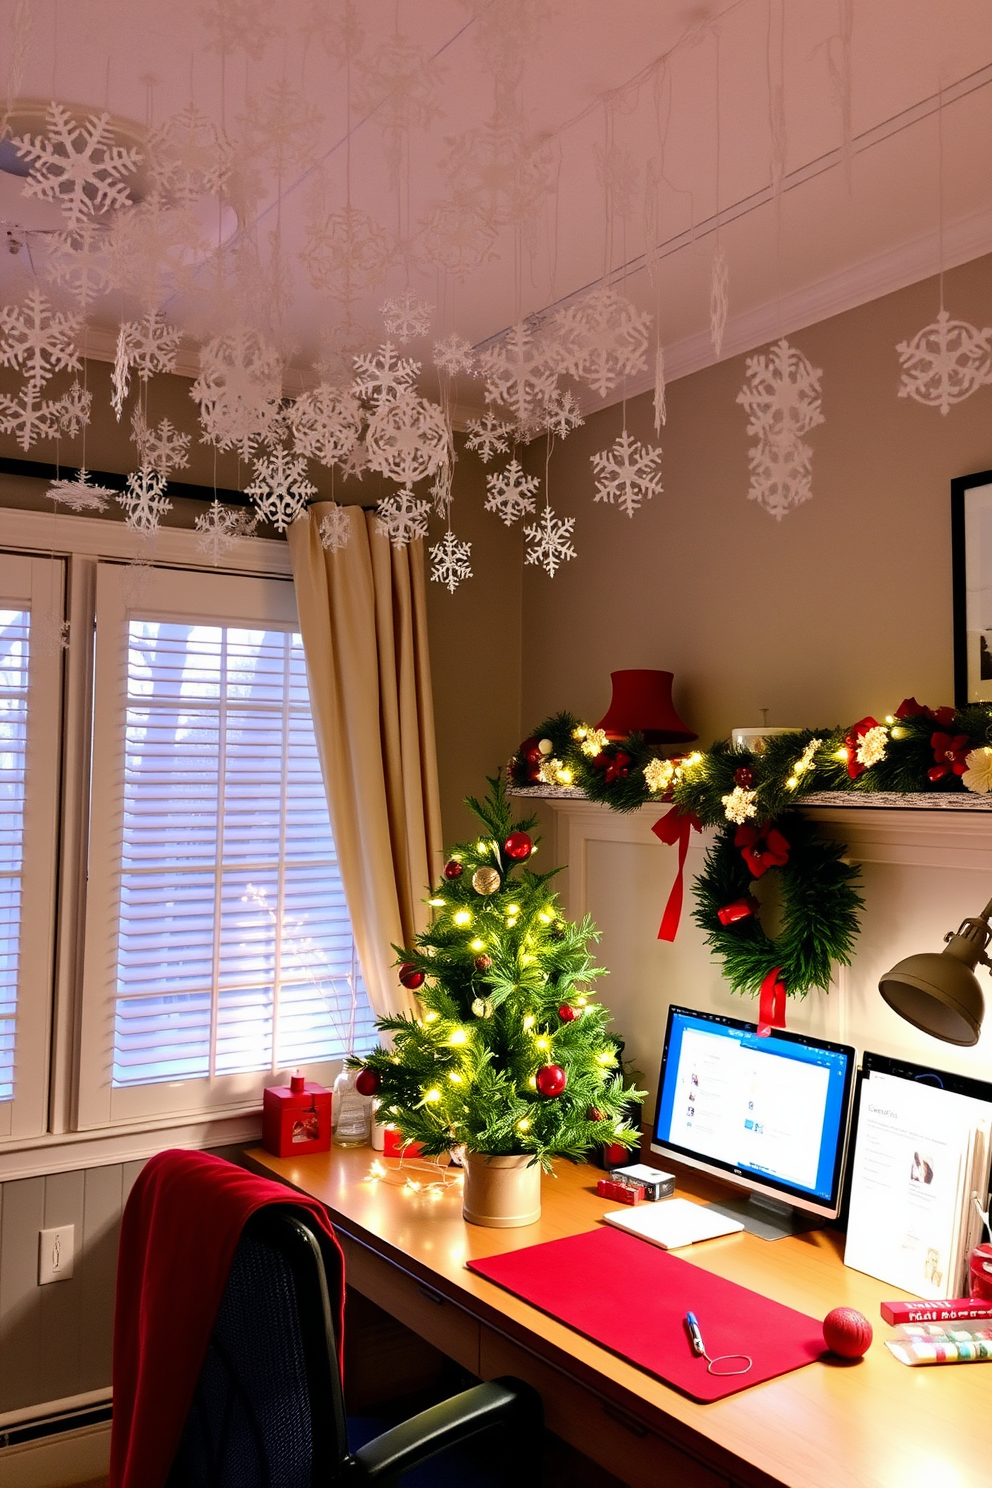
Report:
1,0,990,412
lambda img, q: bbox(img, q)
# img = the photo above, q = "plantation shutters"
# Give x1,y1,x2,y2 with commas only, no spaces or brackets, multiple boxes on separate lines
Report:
0,555,63,1140
77,563,375,1128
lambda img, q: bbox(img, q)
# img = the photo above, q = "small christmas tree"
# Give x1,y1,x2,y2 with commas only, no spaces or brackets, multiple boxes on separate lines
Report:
354,775,643,1169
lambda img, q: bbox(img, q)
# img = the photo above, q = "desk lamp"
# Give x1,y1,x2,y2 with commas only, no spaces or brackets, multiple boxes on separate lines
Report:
878,895,992,1045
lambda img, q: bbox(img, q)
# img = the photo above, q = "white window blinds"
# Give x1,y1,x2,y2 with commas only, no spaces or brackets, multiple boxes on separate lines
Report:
0,609,29,1105
79,564,375,1128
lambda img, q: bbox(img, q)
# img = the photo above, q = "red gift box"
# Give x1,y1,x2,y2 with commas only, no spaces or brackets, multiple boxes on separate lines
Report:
262,1074,332,1158
382,1126,425,1159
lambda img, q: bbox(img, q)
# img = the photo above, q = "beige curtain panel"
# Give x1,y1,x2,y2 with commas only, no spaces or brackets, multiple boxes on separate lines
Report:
288,504,444,1022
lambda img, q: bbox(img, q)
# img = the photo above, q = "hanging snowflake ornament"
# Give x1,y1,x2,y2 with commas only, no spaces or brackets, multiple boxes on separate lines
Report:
736,339,824,520
340,439,369,482
653,345,667,434
318,503,353,554
465,410,512,463
430,452,454,518
12,102,142,230
118,466,172,533
433,332,476,377
56,381,92,437
710,245,729,358
195,500,256,564
46,469,114,512
365,391,448,484
0,386,63,450
245,448,316,532
442,119,556,231
430,530,473,593
191,327,284,459
552,286,651,399
745,434,815,521
146,104,232,206
0,288,81,389
523,506,577,577
541,387,584,439
300,206,395,300
352,341,420,407
375,488,430,549
381,289,434,343
201,0,278,59
896,309,992,416
590,430,663,517
105,195,208,306
131,411,191,476
42,223,112,308
417,197,498,280
113,312,181,416
485,459,539,526
477,320,560,436
290,383,362,467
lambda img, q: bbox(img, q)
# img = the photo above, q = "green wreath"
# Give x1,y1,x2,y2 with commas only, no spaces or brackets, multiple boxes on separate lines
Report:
692,812,864,999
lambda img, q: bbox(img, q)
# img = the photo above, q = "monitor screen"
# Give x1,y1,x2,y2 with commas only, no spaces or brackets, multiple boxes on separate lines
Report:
651,1005,856,1216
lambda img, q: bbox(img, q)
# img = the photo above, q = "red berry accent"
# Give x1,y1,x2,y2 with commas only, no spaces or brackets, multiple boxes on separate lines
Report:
535,1063,567,1098
504,831,533,860
518,736,543,763
474,954,492,972
558,1004,577,1022
822,1307,872,1359
398,962,425,990
587,1107,603,1123
355,1068,380,1097
734,766,754,788
443,859,464,879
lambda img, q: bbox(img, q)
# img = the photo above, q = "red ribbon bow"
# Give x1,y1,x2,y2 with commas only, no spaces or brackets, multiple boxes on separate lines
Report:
734,822,790,878
652,805,703,941
595,749,632,784
928,731,970,782
717,897,756,926
840,716,878,781
758,967,788,1035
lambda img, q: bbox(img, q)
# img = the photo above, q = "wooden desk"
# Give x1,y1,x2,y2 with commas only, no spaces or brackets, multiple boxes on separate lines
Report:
246,1147,991,1488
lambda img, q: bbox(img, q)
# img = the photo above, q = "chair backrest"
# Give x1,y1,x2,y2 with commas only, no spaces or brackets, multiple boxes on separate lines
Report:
166,1205,349,1488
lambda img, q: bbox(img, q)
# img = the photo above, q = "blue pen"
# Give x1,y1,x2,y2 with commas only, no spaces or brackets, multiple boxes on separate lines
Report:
685,1311,706,1357
685,1311,753,1377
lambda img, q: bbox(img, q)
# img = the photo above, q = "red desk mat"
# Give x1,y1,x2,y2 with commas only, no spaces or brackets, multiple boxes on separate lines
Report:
467,1226,825,1402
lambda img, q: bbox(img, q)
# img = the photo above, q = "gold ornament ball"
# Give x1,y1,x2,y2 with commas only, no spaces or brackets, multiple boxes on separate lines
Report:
472,866,501,895
471,997,493,1018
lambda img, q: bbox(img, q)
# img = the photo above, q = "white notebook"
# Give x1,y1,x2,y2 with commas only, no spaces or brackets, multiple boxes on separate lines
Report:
603,1198,744,1250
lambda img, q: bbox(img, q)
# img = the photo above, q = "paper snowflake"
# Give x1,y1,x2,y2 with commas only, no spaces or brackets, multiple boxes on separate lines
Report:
340,439,369,482
430,530,473,593
417,198,498,280
300,206,394,300
146,104,231,206
290,384,362,467
105,196,207,305
443,120,555,230
131,411,191,476
523,507,576,577
433,332,476,377
710,245,729,358
381,289,434,343
118,467,172,533
485,459,539,526
318,503,353,554
430,451,454,517
245,449,316,532
12,102,142,231
542,387,584,439
897,309,992,416
352,341,420,406
195,500,256,564
721,786,758,825
46,469,113,511
591,430,663,517
112,312,181,418
375,488,430,549
238,80,323,180
653,345,667,433
0,385,62,450
746,435,815,520
736,339,824,445
192,328,284,459
0,288,81,389
552,287,650,399
201,0,278,58
478,321,560,435
42,223,112,308
56,381,92,437
365,392,448,484
465,410,512,463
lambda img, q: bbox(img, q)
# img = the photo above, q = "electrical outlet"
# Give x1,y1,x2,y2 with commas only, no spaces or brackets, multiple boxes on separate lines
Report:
38,1225,74,1285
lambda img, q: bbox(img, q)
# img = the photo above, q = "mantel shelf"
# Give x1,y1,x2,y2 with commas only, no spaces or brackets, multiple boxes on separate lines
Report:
510,786,992,813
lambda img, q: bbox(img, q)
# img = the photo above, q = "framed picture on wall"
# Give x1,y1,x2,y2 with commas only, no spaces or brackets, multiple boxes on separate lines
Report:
952,469,992,705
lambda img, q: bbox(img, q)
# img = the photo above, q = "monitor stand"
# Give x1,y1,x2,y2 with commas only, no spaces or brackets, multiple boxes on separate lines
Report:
702,1190,825,1242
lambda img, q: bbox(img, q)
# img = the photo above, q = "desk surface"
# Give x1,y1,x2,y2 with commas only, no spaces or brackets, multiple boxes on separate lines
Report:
246,1145,991,1488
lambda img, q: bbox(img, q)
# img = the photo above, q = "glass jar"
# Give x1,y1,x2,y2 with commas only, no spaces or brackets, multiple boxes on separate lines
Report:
332,1064,372,1147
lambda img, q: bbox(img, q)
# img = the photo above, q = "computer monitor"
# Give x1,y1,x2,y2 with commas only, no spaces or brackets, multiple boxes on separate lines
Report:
650,1004,856,1240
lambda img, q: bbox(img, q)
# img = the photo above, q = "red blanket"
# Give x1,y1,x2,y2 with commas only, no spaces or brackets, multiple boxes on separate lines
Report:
110,1149,345,1488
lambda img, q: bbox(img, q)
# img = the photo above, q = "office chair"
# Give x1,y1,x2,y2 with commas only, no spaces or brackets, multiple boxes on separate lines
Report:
164,1203,542,1487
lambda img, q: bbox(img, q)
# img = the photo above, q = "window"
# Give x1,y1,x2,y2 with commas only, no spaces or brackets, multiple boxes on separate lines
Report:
77,562,376,1129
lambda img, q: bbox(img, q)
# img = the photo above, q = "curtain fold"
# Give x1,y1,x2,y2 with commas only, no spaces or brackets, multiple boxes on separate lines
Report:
288,504,443,1022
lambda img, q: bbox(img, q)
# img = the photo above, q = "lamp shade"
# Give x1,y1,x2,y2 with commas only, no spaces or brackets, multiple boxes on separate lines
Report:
878,931,987,1046
596,670,696,745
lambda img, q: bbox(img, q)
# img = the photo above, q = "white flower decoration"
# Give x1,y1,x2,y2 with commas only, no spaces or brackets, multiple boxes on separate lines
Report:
962,747,992,795
855,725,888,769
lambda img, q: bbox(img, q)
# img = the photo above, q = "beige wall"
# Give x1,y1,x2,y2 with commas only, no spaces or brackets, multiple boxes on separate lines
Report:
520,253,992,743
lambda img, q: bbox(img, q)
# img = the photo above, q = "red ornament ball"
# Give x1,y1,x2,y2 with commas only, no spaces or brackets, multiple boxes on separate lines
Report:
398,962,425,990
518,736,543,763
734,766,755,788
535,1063,567,1098
474,954,492,972
822,1307,872,1359
443,859,464,880
355,1068,380,1097
558,1004,578,1022
504,831,533,861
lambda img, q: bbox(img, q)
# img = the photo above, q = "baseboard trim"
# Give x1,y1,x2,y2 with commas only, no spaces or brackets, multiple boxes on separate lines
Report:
0,1418,111,1488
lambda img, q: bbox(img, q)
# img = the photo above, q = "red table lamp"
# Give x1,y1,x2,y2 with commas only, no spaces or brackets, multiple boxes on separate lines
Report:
596,669,697,745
